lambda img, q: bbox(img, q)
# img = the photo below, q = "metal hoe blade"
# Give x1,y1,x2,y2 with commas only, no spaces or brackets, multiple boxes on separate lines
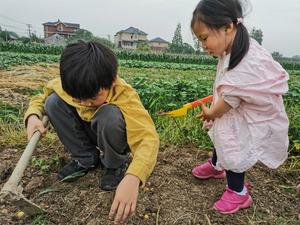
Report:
0,116,49,215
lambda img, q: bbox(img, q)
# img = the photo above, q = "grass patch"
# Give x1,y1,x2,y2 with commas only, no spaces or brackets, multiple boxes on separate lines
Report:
0,101,22,123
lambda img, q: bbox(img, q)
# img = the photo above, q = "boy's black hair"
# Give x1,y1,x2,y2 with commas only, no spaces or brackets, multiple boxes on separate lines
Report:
60,41,118,99
191,0,250,70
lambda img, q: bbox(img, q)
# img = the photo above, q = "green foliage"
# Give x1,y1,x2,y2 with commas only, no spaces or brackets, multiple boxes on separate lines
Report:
119,60,215,71
182,43,195,54
137,42,150,51
285,80,300,156
31,214,48,225
272,51,283,59
29,86,44,96
31,157,49,171
130,75,213,113
31,154,60,172
129,75,213,147
250,27,263,45
169,24,195,54
92,36,115,49
67,29,93,43
0,41,63,55
0,30,19,41
31,33,44,43
1,37,300,156
169,23,184,53
116,50,217,65
0,101,21,123
2,41,300,70
170,23,183,47
67,29,115,48
0,52,59,69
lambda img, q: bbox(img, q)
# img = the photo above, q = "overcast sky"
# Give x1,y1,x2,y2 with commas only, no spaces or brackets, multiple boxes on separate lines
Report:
0,0,299,57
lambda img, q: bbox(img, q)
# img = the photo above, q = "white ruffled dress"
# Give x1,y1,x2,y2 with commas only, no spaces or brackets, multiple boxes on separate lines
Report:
208,39,289,173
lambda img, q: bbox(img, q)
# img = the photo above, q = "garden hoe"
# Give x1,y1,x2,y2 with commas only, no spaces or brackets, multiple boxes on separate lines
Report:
0,116,49,216
159,95,213,117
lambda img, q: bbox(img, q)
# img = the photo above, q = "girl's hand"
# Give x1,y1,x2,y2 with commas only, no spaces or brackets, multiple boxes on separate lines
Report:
196,104,215,122
26,115,47,140
196,98,232,123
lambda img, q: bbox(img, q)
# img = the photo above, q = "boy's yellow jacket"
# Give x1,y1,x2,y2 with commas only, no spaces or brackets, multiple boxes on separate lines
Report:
24,76,159,185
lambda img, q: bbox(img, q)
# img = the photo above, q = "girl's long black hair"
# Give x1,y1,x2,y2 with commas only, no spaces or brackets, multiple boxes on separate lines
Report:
191,0,250,70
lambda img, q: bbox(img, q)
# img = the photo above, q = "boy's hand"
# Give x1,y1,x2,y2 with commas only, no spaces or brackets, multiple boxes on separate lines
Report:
109,174,140,224
26,115,47,140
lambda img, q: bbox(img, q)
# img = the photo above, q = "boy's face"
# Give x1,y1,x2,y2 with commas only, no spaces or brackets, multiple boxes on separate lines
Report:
72,88,110,108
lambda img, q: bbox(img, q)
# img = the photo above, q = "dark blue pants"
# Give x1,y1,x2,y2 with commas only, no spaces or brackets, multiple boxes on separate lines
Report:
212,149,245,192
45,93,129,169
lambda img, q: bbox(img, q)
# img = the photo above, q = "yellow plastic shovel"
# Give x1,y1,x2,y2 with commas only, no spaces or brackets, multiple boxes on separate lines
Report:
159,95,213,117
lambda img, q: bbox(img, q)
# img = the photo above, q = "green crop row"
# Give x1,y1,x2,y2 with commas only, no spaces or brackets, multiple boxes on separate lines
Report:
0,41,63,55
0,52,215,71
0,52,59,69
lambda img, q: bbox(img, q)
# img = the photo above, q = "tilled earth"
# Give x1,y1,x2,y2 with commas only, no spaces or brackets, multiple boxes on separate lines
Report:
1,144,300,225
0,65,300,225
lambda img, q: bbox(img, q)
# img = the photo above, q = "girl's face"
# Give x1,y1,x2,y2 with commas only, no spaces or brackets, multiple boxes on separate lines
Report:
193,21,236,57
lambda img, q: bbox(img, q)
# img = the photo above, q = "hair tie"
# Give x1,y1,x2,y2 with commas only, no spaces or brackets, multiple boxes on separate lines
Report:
236,17,244,25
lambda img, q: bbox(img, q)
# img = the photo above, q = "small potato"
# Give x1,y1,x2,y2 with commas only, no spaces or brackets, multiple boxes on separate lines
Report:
16,211,25,218
296,184,300,193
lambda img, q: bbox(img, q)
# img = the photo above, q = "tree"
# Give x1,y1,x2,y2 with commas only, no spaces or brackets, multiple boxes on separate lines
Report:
271,51,283,59
193,38,202,54
292,55,300,60
250,27,263,45
0,30,19,41
92,37,115,49
31,33,44,43
67,29,94,43
18,36,31,43
67,29,114,49
137,42,150,51
169,23,184,53
182,43,195,54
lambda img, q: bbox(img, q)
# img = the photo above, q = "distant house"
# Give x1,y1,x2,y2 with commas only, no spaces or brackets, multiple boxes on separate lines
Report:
43,19,80,38
114,27,147,50
149,37,169,51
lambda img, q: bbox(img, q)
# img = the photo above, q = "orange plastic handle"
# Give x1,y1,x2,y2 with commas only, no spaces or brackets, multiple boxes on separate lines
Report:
191,95,213,107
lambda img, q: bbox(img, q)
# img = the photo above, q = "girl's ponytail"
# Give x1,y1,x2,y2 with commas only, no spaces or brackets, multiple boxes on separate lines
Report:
228,22,250,70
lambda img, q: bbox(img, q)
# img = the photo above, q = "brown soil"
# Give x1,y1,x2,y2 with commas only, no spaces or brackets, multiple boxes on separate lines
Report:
0,65,300,225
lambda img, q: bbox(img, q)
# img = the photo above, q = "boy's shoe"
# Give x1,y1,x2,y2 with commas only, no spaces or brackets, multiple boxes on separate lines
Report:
192,159,226,179
58,160,92,182
213,187,253,214
100,163,127,191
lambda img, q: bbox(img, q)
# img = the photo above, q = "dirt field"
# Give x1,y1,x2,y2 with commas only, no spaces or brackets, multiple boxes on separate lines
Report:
0,65,300,225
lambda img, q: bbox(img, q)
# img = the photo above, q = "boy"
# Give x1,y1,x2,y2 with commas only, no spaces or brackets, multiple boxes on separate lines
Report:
25,41,159,224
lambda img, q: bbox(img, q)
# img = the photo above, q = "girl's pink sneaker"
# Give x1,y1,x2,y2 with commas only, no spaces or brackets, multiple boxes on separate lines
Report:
192,160,226,179
213,187,253,214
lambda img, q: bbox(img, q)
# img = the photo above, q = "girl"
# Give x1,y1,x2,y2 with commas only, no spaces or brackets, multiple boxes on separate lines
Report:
191,0,289,214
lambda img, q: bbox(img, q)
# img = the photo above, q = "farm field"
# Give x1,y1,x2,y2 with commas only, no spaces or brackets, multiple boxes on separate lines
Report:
0,49,300,224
